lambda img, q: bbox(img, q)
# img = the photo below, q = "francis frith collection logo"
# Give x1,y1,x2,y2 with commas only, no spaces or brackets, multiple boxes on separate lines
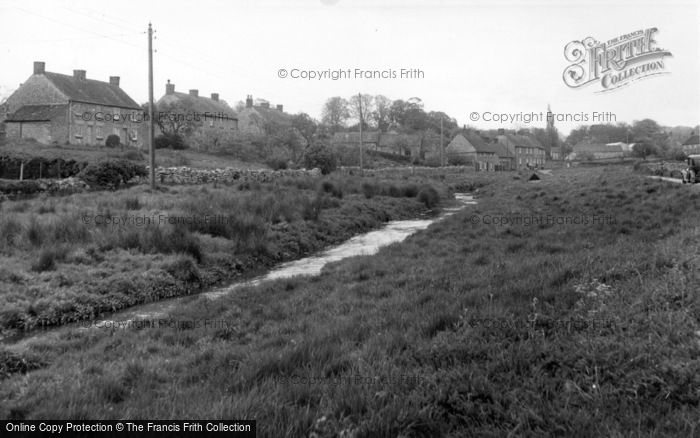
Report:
563,27,672,92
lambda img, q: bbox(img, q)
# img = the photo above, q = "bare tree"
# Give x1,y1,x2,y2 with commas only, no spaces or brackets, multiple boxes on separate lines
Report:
350,94,374,130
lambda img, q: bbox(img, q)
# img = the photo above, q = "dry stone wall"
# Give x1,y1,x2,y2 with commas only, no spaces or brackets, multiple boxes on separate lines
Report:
132,166,323,185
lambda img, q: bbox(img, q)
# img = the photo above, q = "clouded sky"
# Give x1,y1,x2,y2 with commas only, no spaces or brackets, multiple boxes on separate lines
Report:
0,0,697,134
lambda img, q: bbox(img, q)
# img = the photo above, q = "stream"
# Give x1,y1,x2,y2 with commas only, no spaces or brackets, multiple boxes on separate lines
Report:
3,193,476,348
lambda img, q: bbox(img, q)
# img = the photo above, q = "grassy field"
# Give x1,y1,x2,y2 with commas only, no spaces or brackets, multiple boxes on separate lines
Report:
1,166,699,436
0,174,452,337
0,139,265,170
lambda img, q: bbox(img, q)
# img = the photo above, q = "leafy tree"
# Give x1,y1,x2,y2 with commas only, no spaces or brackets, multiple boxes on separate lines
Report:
372,95,392,132
321,97,350,132
290,113,318,146
632,142,657,160
303,141,337,174
631,119,668,152
566,126,589,146
154,100,203,136
388,98,428,131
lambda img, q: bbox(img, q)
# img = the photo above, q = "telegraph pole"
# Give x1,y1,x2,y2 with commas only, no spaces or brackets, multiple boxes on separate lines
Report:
440,117,444,167
358,93,363,175
147,22,156,189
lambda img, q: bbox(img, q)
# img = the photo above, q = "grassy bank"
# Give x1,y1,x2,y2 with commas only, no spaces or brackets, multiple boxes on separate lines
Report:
2,165,698,436
0,174,450,337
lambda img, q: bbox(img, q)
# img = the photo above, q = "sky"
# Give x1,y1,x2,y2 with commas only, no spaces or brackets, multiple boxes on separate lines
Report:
0,0,698,135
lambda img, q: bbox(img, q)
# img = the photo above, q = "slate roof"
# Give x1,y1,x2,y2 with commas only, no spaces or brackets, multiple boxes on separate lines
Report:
378,133,422,148
157,92,237,120
44,72,140,109
503,134,545,150
5,104,68,122
465,133,500,154
249,105,292,126
492,141,514,158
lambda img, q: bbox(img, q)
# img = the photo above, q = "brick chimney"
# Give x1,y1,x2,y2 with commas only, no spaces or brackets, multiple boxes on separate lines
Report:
33,61,45,75
73,70,86,80
246,95,253,108
165,80,175,95
211,93,219,101
109,76,120,87
498,128,505,135
276,104,283,111
189,89,198,97
260,102,270,109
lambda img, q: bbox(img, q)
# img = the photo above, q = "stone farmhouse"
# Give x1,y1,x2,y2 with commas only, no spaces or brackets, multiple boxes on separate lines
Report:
2,61,143,147
237,95,291,135
156,81,238,135
446,132,514,171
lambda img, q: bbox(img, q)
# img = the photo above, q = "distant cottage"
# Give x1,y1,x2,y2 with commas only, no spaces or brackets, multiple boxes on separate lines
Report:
496,132,546,169
570,141,625,160
446,132,513,171
156,81,238,134
331,131,423,158
2,61,143,147
237,95,291,134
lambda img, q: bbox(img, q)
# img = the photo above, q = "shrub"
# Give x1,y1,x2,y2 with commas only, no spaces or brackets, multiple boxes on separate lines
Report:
31,248,60,272
0,349,46,379
402,184,419,197
162,256,201,283
303,142,337,175
266,157,289,171
320,181,343,199
387,185,402,197
0,217,23,248
105,134,121,148
417,185,440,209
121,149,144,161
154,133,187,150
124,197,141,210
362,182,377,199
302,195,323,221
78,159,148,189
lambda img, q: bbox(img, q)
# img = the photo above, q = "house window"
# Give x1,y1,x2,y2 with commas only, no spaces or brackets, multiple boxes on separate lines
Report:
74,125,84,138
130,129,138,141
113,108,121,121
96,127,103,140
